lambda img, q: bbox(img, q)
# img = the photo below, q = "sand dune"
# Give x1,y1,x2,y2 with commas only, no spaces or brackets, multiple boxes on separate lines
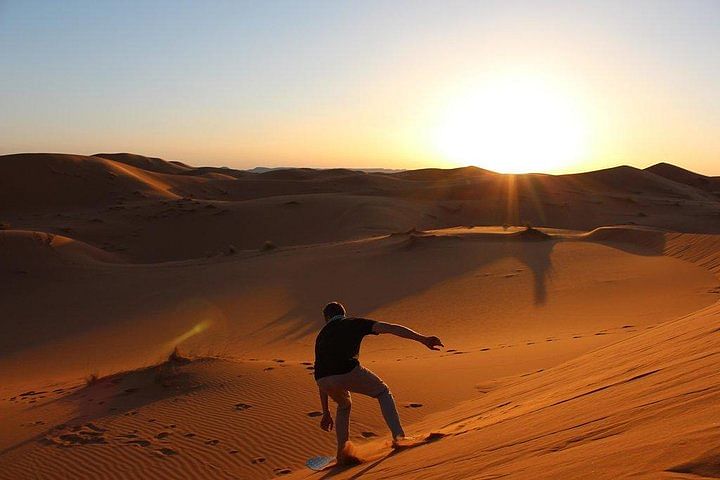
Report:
646,162,720,196
0,153,178,211
93,153,191,175
1,154,720,479
2,152,720,263
288,283,720,479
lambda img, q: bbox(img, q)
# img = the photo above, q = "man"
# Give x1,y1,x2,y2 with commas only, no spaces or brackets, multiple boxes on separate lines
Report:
313,301,443,463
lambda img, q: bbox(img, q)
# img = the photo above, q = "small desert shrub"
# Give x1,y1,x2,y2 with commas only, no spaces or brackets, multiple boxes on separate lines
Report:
33,232,54,246
168,346,191,366
156,347,192,387
85,373,100,386
261,240,277,251
519,225,551,240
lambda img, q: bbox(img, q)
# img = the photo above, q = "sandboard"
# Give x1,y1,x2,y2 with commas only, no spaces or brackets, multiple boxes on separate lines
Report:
306,455,336,471
305,433,445,472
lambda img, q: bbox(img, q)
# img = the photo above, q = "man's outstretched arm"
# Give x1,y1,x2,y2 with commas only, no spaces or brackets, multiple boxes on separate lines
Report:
372,322,444,350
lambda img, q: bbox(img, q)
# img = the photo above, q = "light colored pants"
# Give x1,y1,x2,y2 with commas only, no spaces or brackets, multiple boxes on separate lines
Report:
317,365,404,448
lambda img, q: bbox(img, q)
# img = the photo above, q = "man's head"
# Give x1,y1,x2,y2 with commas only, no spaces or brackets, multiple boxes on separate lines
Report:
323,301,346,322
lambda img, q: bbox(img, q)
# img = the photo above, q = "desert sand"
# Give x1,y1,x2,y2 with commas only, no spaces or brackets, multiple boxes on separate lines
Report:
1,153,719,479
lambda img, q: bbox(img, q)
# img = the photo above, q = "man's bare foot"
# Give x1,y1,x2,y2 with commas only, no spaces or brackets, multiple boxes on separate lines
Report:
337,441,363,466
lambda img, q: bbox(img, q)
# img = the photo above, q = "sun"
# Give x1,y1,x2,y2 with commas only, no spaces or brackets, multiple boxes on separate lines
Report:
433,76,591,173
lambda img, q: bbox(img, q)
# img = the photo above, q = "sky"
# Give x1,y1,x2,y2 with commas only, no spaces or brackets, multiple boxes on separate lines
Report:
1,0,719,174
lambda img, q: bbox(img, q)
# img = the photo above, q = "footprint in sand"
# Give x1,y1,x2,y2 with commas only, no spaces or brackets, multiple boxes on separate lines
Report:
405,403,423,408
126,439,151,447
85,423,106,432
301,362,312,366
56,431,108,446
155,432,171,439
274,468,292,475
264,367,275,372
228,449,239,454
184,433,196,438
480,348,490,351
307,411,323,417
205,439,220,446
361,431,377,438
235,403,252,411
251,457,266,464
157,448,178,456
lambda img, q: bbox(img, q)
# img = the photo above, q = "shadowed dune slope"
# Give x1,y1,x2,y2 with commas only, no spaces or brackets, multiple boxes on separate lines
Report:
0,153,178,211
1,229,716,386
646,162,720,196
0,230,120,266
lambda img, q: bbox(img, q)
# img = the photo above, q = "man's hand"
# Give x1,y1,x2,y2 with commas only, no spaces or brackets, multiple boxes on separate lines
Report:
422,335,444,351
320,412,334,432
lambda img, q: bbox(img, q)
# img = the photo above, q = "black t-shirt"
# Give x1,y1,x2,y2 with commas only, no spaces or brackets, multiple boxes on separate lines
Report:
313,317,377,380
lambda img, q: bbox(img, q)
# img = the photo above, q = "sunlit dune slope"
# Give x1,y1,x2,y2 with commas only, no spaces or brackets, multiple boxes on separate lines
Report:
93,152,191,175
293,293,720,480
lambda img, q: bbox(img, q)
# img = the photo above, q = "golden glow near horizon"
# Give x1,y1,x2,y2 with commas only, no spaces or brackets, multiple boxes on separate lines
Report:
432,74,592,174
2,3,719,175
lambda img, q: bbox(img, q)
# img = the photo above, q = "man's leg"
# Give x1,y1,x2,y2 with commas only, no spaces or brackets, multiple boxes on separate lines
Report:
318,380,352,456
376,389,405,439
347,366,405,439
334,391,352,453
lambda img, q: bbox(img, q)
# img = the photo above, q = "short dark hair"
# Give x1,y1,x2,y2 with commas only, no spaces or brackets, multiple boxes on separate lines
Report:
323,301,346,320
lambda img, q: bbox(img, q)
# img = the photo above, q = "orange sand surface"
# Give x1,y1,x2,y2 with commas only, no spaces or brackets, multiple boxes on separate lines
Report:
1,153,719,479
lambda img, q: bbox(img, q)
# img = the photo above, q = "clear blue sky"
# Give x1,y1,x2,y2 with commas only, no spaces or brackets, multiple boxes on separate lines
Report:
1,0,719,174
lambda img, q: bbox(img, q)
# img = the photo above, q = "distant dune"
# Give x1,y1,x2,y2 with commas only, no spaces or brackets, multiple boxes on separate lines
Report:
646,161,720,195
1,153,719,479
1,152,719,262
